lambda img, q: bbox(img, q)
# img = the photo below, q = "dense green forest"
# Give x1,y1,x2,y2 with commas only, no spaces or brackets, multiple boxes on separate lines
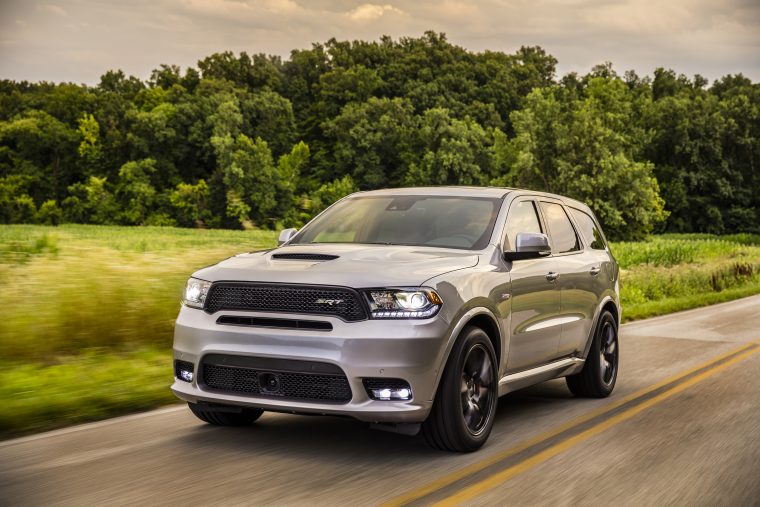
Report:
1,32,758,240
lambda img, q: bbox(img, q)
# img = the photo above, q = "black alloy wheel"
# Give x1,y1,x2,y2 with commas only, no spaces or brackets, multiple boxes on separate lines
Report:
423,326,499,452
566,310,619,398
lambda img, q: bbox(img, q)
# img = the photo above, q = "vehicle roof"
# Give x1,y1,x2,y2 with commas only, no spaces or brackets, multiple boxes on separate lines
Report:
348,186,592,211
352,186,513,198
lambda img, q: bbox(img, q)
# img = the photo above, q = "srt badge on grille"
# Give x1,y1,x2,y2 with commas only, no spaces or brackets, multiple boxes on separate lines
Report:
315,298,344,306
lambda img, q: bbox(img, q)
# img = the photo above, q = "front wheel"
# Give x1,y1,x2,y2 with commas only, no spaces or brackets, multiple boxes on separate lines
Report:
566,310,619,398
188,402,264,426
423,326,498,452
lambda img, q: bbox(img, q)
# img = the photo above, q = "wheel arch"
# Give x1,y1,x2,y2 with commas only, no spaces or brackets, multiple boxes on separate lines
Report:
603,299,620,327
430,306,504,400
466,313,502,367
581,296,620,360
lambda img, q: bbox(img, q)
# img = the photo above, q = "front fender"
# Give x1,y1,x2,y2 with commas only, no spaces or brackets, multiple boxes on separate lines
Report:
428,304,504,400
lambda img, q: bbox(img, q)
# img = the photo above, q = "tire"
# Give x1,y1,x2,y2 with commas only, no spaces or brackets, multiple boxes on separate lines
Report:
188,402,264,426
566,310,619,398
423,326,498,452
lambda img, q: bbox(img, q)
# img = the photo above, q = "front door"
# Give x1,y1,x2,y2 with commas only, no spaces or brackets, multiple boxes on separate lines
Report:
504,199,562,372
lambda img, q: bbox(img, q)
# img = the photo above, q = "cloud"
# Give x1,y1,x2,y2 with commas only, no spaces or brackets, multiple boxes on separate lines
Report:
346,4,403,22
37,4,68,16
181,0,301,17
0,0,757,83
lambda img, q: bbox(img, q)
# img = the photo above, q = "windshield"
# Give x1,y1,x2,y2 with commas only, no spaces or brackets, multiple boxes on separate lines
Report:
291,195,503,250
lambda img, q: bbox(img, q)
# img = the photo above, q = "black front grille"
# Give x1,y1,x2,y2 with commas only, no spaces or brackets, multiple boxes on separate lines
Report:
201,355,352,403
271,253,339,261
204,283,367,321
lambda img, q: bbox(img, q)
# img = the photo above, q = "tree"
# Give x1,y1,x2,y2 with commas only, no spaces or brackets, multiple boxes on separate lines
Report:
507,79,667,239
405,108,495,186
170,179,212,227
239,90,296,155
0,175,36,223
99,70,144,97
305,175,358,216
227,135,278,227
116,159,158,225
77,112,101,177
150,64,182,89
316,66,384,118
62,176,118,224
0,110,80,202
207,98,279,228
37,200,62,225
275,141,310,225
323,97,416,188
644,72,760,234
198,52,283,90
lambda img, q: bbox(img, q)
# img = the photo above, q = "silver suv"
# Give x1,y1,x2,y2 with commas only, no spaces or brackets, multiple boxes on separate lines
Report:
172,187,620,452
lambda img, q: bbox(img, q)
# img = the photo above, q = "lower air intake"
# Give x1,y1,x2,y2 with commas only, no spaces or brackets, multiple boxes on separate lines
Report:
201,355,352,403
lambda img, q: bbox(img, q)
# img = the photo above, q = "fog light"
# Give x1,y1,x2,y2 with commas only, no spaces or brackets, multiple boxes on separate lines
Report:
174,360,194,383
370,387,412,400
363,379,413,400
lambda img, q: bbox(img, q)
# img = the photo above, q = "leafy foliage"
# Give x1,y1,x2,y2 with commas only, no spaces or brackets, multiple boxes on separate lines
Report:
504,80,667,239
1,33,758,238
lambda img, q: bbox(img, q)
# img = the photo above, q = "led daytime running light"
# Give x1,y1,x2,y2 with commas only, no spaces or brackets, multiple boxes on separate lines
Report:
367,289,442,319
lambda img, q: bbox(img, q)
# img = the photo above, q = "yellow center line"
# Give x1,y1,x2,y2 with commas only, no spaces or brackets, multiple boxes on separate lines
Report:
433,344,760,507
381,341,759,507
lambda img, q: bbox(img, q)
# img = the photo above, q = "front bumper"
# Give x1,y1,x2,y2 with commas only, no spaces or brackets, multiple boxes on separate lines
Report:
171,306,450,423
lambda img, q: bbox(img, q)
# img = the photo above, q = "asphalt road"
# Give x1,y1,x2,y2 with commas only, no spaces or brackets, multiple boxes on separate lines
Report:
2,296,760,506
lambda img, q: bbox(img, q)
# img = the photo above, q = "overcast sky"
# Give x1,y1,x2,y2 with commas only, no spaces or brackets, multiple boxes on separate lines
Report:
1,0,758,84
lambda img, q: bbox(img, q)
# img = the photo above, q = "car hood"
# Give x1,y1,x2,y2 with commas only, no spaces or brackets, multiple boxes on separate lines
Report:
193,243,479,288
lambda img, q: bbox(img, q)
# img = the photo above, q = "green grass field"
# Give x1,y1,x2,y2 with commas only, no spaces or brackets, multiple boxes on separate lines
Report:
2,225,760,437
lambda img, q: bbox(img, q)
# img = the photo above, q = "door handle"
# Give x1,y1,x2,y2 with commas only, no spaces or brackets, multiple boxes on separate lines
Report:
589,266,601,276
545,271,560,282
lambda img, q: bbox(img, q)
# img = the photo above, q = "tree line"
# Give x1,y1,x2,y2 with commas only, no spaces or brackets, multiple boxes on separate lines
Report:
1,32,758,240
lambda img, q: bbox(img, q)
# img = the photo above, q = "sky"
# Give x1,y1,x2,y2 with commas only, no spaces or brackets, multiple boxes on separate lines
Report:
1,0,759,85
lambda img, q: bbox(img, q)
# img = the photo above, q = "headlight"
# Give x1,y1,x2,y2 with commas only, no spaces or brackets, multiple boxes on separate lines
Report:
183,278,211,309
366,288,442,319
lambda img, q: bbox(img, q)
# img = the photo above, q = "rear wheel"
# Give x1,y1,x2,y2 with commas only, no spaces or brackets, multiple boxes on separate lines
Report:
423,326,498,452
566,310,619,398
188,402,264,426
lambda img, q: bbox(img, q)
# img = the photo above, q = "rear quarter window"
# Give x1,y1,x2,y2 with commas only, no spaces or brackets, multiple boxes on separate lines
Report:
569,207,607,250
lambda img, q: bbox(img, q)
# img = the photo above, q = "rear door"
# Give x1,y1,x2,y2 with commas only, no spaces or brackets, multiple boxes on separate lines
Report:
559,206,613,355
538,200,597,358
504,198,562,371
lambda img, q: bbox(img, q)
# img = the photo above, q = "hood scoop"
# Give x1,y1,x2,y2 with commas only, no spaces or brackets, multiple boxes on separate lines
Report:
271,253,339,262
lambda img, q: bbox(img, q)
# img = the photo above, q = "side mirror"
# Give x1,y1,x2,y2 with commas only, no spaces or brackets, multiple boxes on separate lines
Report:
277,228,298,246
504,232,551,261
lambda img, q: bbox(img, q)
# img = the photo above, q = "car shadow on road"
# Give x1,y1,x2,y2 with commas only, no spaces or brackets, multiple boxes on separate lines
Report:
176,379,576,461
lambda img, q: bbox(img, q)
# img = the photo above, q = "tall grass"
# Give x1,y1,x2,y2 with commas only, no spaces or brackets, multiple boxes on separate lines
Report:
0,225,278,360
0,349,174,434
610,234,760,319
611,236,758,269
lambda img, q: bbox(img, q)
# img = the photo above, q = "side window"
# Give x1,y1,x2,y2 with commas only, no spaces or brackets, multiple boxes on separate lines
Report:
504,200,543,250
569,207,607,250
540,202,580,253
